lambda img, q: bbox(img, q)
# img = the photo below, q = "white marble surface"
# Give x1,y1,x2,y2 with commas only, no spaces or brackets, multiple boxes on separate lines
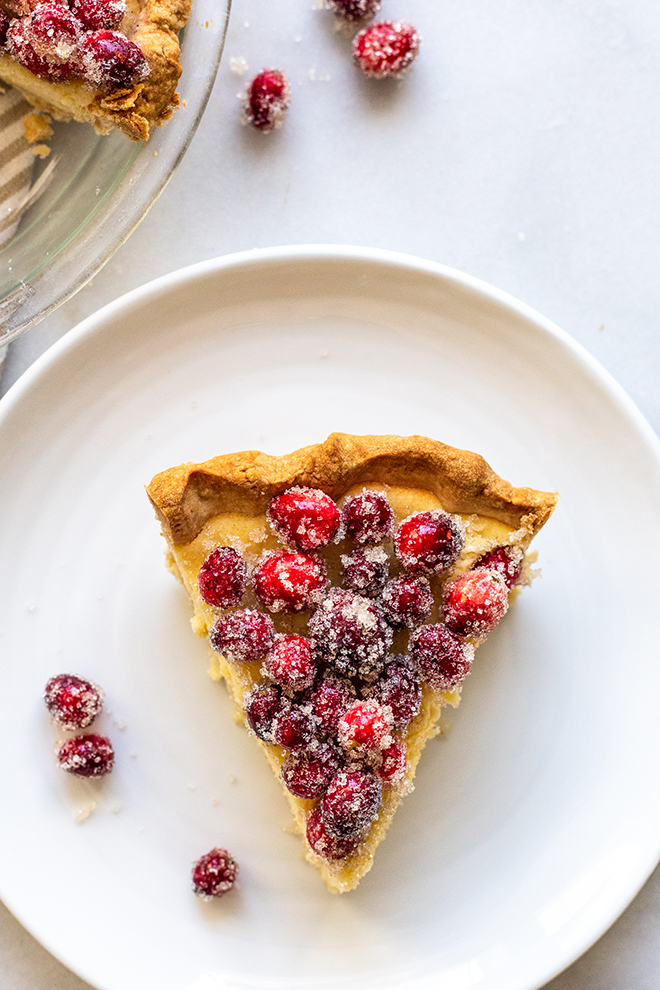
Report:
2,1,660,987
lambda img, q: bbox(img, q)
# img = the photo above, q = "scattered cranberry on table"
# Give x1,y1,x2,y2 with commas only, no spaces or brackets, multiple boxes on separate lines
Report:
326,0,380,23
353,20,421,79
44,673,104,730
57,733,115,778
192,847,239,899
244,68,291,132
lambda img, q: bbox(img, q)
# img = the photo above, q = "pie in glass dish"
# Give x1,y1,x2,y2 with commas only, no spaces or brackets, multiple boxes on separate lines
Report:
146,433,558,893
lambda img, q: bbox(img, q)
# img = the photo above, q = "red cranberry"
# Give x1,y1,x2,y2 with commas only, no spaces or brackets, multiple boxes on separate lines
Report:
244,68,290,132
57,733,114,777
380,574,433,628
192,848,238,899
477,546,523,589
326,0,380,21
353,20,420,78
443,568,509,639
281,742,342,799
312,676,355,735
209,608,275,663
338,700,392,752
44,673,104,730
79,29,149,92
341,490,394,545
321,769,382,839
268,487,340,551
370,657,422,728
394,511,464,576
409,623,474,691
70,0,125,30
306,806,360,861
272,703,316,750
308,588,392,680
253,550,327,613
341,546,389,597
262,634,317,693
198,546,248,609
7,4,82,80
244,683,283,741
377,738,407,787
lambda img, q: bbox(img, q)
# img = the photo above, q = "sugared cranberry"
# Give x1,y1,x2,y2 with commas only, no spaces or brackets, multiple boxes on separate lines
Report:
312,676,355,735
326,0,380,22
308,588,392,680
443,568,509,639
380,574,433,628
409,623,474,691
57,733,114,777
7,4,83,81
394,511,464,576
272,702,316,750
306,806,360,861
281,742,342,799
377,738,407,786
244,683,283,741
268,487,340,551
253,550,327,613
70,0,125,30
321,769,382,839
44,673,104,730
79,29,149,92
244,68,290,132
341,489,394,545
338,700,392,752
341,546,389,597
370,657,422,728
198,546,248,609
0,10,9,46
477,546,523,589
353,20,420,78
262,634,317,693
209,608,275,663
192,848,238,899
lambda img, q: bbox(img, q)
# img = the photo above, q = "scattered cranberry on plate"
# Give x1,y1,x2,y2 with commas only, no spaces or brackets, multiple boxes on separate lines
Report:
44,673,104,730
57,733,114,778
244,68,291,132
353,20,420,79
192,847,238,899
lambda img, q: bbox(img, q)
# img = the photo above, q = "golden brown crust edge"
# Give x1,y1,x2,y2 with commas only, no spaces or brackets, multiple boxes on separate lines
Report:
146,433,559,546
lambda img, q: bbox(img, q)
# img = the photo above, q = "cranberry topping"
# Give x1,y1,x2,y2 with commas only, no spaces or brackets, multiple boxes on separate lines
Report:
341,546,389,597
253,550,327,613
281,742,342,799
272,702,316,750
0,10,9,46
70,0,125,31
338,700,392,752
341,490,394,545
409,623,474,691
7,4,82,81
443,568,509,639
192,847,238,899
268,487,340,551
57,733,114,777
198,546,249,609
244,68,291,132
321,769,382,839
377,738,407,787
309,588,392,681
476,546,523,589
306,806,360,861
353,20,420,78
244,683,284,741
394,511,464,576
79,29,149,92
262,634,317,693
370,656,422,728
312,676,355,735
44,673,104,730
209,608,275,663
380,574,433,628
326,0,380,22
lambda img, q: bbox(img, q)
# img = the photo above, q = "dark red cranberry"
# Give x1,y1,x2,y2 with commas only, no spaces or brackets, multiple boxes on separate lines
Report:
262,634,317,693
57,733,114,777
253,550,327,612
326,0,380,22
476,546,523,589
353,20,420,78
244,683,284,741
272,703,316,750
370,657,422,728
268,487,340,551
312,676,355,735
377,738,407,787
244,68,291,132
409,623,474,691
0,10,9,46
198,546,248,608
321,769,382,839
44,673,104,730
192,847,238,898
281,742,342,799
79,29,149,92
70,0,125,30
341,490,394,545
394,511,464,576
341,546,389,597
443,568,509,639
306,806,360,861
209,608,275,663
338,700,392,752
7,4,82,80
308,588,392,680
380,574,433,628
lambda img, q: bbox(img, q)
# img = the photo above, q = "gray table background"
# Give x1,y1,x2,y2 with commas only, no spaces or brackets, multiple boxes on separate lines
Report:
2,1,660,986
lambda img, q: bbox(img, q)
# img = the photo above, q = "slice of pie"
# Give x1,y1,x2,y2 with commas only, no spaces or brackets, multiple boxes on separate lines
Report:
147,433,558,893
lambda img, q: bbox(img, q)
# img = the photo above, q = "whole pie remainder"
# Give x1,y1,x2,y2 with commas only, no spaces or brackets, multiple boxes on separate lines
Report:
146,433,558,893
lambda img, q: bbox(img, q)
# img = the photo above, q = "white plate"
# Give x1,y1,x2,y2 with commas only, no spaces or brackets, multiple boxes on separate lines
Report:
1,246,660,990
